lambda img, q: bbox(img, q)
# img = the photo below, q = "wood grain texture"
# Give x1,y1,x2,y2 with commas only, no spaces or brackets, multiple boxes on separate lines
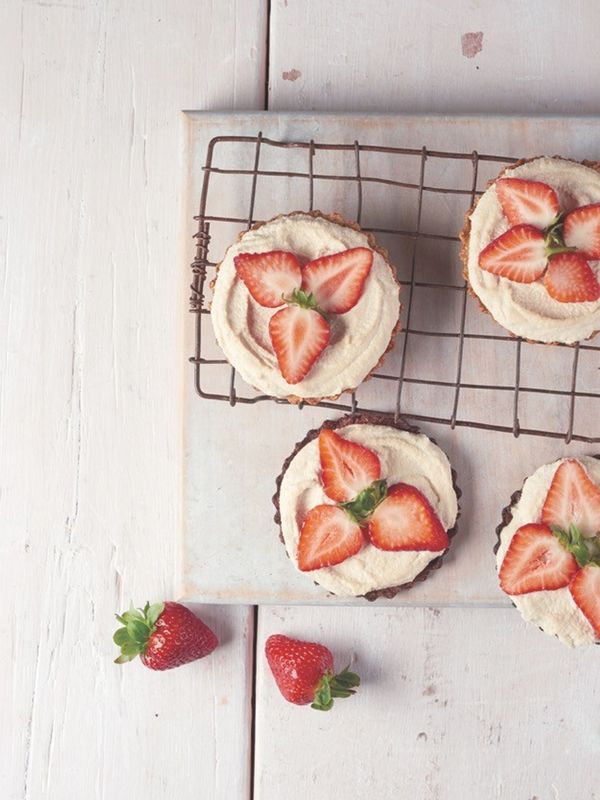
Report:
255,605,600,800
268,0,600,114
0,2,265,798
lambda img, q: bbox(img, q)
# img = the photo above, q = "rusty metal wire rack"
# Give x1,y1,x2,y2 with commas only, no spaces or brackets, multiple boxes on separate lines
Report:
189,132,600,443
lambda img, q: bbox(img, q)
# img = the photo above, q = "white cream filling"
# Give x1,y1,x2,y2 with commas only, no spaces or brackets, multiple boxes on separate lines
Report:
211,214,400,398
279,424,458,596
496,457,600,647
467,157,600,344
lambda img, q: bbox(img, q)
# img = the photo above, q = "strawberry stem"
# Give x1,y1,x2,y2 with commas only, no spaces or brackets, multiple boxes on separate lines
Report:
284,289,330,321
113,601,165,664
341,479,388,525
550,524,600,568
311,666,361,711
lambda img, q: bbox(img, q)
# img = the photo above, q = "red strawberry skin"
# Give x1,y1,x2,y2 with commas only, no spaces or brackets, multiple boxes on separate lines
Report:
499,524,578,596
297,504,363,571
479,224,547,283
542,459,600,537
234,250,302,308
495,178,560,229
543,253,600,303
367,483,448,552
141,602,219,671
563,203,600,259
268,305,330,384
301,247,373,314
265,634,334,705
570,565,600,638
318,428,381,502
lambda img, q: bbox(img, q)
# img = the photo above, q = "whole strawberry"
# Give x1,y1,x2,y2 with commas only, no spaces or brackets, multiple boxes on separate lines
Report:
265,634,359,711
113,601,218,670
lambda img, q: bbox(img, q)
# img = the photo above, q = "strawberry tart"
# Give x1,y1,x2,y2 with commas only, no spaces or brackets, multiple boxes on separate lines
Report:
210,211,401,403
273,414,460,599
461,156,600,344
496,457,600,646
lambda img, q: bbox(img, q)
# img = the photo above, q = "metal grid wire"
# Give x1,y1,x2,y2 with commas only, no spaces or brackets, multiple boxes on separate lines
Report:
189,132,600,443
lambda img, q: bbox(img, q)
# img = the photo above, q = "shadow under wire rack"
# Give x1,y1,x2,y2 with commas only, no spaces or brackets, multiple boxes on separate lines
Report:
189,132,600,444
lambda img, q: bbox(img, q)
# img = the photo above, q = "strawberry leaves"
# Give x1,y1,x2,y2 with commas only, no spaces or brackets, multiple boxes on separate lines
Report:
311,666,361,711
341,479,388,524
550,524,600,568
113,601,165,664
480,179,600,304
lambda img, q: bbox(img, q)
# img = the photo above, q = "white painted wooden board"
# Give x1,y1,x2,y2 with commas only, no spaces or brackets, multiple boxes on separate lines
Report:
183,111,600,605
0,2,266,799
255,605,600,800
269,0,600,115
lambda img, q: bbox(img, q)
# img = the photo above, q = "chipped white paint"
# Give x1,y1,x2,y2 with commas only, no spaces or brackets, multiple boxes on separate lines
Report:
269,0,600,114
1,2,265,799
255,605,600,800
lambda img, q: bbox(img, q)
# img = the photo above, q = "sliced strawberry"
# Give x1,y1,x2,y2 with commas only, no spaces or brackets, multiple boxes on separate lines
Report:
234,250,302,307
495,178,560,229
479,224,547,283
297,504,363,571
268,305,330,384
499,523,578,595
542,459,600,536
366,483,448,552
318,429,381,503
563,203,600,259
569,564,600,638
301,247,373,314
543,252,600,303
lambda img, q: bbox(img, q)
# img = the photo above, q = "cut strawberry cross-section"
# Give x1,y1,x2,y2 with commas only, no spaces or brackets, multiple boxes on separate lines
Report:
543,252,600,303
366,482,448,552
234,250,302,308
479,224,547,283
569,564,600,639
297,504,363,571
302,247,373,314
495,178,560,229
542,459,600,537
318,428,381,503
268,304,330,384
499,523,578,596
563,203,600,260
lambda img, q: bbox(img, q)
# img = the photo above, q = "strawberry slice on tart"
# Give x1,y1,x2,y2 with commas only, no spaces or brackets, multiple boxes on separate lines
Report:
569,564,600,638
495,178,560,229
297,504,363,571
543,253,600,303
268,301,330,384
542,459,600,537
318,428,381,503
499,523,579,596
302,247,373,314
478,224,547,283
563,203,600,259
234,250,302,308
366,482,448,552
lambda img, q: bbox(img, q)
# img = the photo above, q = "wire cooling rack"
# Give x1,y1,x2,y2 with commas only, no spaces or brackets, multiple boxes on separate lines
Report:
189,132,600,444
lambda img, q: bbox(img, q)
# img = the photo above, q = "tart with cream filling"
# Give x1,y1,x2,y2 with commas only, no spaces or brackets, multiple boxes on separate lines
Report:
211,211,401,403
496,456,600,647
273,413,460,599
461,156,600,344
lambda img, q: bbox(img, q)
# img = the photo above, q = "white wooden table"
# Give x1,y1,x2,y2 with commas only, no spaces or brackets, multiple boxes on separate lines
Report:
3,2,600,798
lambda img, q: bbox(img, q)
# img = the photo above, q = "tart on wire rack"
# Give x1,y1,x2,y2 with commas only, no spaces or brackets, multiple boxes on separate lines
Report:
274,413,460,600
461,156,600,344
210,211,401,404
